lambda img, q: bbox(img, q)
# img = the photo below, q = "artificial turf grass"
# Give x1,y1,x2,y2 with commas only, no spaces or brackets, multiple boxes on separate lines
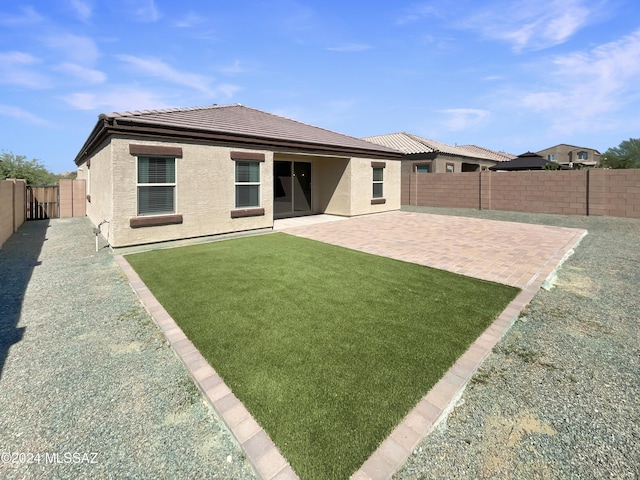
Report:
126,233,519,479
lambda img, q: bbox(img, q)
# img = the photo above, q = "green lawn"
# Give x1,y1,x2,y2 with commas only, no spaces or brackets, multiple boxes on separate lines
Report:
126,233,519,479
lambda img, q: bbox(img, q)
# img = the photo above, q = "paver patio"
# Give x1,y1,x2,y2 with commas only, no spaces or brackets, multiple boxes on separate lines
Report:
118,210,587,480
277,211,587,290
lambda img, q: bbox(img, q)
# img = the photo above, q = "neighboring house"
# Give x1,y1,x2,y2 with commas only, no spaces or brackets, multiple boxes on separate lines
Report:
74,104,403,248
362,132,511,204
489,151,567,171
362,132,508,174
537,144,601,168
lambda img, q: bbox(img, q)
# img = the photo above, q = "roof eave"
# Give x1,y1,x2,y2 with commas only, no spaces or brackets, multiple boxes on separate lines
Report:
74,115,111,165
76,118,403,163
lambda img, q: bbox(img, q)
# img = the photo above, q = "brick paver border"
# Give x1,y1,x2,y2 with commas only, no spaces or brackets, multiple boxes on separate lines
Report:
114,216,587,480
115,255,297,480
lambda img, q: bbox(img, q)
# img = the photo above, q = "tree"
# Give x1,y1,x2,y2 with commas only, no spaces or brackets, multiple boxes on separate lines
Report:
600,138,640,169
0,151,59,185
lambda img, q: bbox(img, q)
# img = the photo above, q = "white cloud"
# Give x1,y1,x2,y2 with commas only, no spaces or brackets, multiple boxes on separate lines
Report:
0,51,50,88
61,87,171,112
460,0,599,52
439,108,491,131
44,34,100,64
326,43,372,52
0,51,39,65
55,63,106,84
124,0,160,22
214,84,242,99
174,11,206,28
0,6,44,26
68,0,93,22
116,55,217,95
395,4,444,25
0,104,49,125
518,29,640,132
218,60,247,76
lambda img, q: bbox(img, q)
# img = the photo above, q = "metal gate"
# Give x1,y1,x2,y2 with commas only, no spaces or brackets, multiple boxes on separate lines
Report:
26,185,59,220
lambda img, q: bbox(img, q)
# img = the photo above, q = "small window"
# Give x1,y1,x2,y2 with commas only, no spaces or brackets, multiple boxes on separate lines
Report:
372,167,384,198
415,164,430,173
235,161,260,208
137,157,175,216
577,151,588,160
547,154,556,161
446,163,454,173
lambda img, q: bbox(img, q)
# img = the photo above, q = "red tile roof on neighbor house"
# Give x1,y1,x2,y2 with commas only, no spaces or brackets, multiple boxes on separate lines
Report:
362,132,511,161
74,104,402,165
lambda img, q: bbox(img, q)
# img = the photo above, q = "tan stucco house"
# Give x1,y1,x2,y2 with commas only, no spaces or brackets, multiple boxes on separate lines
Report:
537,144,601,168
361,132,512,204
74,104,402,248
362,132,512,173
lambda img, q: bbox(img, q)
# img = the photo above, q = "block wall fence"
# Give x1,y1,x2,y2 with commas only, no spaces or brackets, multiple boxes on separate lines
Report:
1,178,86,249
406,169,640,219
0,179,27,249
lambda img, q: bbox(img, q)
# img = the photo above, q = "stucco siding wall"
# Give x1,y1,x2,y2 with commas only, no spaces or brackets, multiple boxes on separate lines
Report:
109,138,273,247
80,140,114,243
315,157,352,215
350,157,401,215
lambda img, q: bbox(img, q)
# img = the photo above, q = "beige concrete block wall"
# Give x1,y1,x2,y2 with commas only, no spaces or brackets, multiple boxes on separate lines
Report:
589,169,640,218
0,181,14,248
491,171,587,215
59,179,87,218
13,179,26,230
73,179,86,217
407,169,639,219
109,138,273,247
0,179,26,249
412,172,479,208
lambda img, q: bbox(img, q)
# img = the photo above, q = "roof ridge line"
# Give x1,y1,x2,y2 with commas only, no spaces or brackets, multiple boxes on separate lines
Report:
239,105,380,146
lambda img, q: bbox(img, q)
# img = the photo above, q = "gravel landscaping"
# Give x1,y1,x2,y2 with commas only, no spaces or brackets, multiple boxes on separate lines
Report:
0,218,256,479
1,209,638,479
396,206,640,480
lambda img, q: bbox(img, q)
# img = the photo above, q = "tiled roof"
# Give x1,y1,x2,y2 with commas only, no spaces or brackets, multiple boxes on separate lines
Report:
76,104,401,164
362,132,438,155
362,132,499,161
457,145,516,162
489,151,556,171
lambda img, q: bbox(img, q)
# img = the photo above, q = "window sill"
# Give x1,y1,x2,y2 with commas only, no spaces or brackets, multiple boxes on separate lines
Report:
371,198,386,205
231,207,265,218
130,214,183,228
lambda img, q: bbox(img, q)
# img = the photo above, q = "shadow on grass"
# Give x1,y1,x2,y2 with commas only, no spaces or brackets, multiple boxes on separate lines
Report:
0,220,49,381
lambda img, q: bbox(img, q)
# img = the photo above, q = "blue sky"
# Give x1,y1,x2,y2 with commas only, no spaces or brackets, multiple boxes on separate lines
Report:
1,0,639,173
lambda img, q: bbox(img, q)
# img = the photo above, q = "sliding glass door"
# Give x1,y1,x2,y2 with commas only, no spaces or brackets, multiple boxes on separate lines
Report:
274,161,312,218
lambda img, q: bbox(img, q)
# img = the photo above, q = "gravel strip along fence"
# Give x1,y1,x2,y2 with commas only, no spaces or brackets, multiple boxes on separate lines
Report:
0,218,256,479
396,206,640,480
